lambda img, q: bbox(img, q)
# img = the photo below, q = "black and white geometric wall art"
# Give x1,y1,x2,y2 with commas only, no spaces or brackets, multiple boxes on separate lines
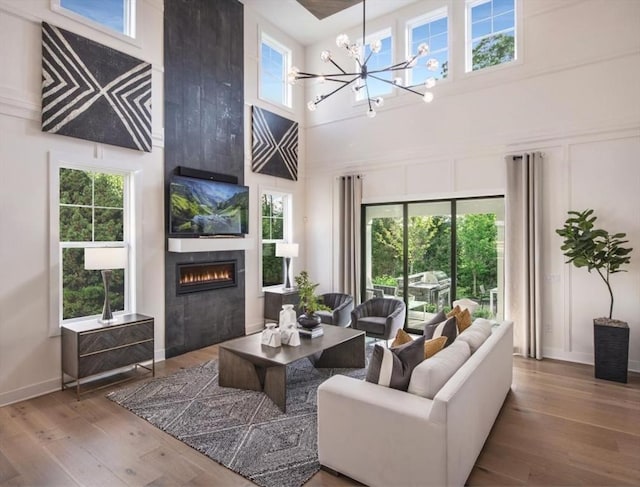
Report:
41,22,152,152
251,106,298,181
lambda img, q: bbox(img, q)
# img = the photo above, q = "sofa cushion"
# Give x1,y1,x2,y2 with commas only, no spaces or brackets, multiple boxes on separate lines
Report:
391,329,447,359
456,319,493,354
356,316,388,336
366,336,425,391
447,305,472,333
423,316,458,347
407,340,471,399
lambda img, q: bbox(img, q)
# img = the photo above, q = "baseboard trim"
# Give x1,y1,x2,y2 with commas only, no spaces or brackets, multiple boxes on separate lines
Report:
543,347,639,373
0,378,61,407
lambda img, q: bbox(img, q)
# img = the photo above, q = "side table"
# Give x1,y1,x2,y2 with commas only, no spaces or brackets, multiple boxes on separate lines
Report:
61,313,155,399
264,287,300,323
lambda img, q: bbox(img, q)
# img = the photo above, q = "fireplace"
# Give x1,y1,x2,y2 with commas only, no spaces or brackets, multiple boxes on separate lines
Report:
176,260,237,294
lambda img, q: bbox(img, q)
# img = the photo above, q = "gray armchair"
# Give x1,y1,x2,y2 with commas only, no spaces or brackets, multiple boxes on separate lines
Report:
351,298,406,341
317,293,354,327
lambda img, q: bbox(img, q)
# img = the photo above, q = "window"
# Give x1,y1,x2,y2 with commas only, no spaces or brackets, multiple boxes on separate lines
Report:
363,197,504,333
260,34,292,108
357,29,393,101
261,191,292,288
466,0,516,72
53,165,133,327
407,9,449,85
55,0,136,38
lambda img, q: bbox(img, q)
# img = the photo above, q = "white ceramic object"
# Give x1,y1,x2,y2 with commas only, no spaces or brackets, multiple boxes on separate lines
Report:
279,304,297,328
281,323,301,346
261,323,281,347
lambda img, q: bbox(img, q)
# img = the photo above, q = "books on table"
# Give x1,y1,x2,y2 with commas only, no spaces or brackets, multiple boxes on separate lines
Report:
297,326,324,338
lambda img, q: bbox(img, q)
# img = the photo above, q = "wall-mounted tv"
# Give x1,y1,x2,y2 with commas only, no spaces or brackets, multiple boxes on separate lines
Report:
169,175,249,236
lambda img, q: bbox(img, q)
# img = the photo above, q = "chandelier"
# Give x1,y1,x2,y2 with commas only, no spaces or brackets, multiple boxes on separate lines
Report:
288,0,439,118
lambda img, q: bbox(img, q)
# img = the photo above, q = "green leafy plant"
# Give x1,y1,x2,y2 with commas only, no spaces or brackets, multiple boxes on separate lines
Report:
556,209,632,319
294,271,329,316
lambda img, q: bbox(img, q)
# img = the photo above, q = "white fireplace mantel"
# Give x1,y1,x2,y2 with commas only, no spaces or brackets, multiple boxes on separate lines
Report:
168,237,254,253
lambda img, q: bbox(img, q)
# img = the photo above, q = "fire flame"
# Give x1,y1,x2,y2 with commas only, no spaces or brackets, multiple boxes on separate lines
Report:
180,269,232,285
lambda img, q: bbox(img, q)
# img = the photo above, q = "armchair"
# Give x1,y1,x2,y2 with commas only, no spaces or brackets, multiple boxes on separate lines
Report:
351,298,406,341
316,293,354,327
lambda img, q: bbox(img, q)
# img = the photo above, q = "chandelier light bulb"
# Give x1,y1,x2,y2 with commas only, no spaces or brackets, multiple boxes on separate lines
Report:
393,77,403,86
370,39,382,54
320,50,332,62
374,97,384,107
287,66,300,85
425,77,436,89
351,81,362,93
314,94,323,103
307,100,317,111
423,91,434,103
366,108,376,118
336,34,349,48
417,43,429,56
318,75,326,83
426,58,439,71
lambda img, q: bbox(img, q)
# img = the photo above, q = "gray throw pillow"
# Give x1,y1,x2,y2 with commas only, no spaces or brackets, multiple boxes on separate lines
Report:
423,316,458,347
422,310,446,333
366,336,425,391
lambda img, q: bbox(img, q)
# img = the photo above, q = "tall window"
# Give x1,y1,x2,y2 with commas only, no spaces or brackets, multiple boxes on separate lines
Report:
55,0,136,38
56,167,130,323
363,197,504,333
357,29,393,101
407,9,449,85
260,34,292,108
466,0,516,72
261,191,291,288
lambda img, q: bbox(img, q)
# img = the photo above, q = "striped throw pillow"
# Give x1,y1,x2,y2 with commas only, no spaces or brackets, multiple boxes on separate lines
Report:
423,316,458,347
366,336,425,391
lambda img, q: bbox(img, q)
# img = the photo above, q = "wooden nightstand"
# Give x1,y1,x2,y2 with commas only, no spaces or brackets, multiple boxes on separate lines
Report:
61,313,155,399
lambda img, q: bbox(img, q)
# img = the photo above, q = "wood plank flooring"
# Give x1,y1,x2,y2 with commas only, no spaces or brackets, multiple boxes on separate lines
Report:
1,346,639,486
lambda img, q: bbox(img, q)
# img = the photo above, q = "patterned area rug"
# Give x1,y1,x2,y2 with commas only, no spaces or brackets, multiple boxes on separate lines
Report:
107,354,368,487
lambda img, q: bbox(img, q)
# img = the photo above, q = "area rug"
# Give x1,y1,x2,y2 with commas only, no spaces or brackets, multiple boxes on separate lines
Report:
107,354,369,487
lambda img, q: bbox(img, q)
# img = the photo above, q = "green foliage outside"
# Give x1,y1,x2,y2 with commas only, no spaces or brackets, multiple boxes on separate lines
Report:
370,212,498,309
60,168,125,320
472,33,515,71
261,194,285,287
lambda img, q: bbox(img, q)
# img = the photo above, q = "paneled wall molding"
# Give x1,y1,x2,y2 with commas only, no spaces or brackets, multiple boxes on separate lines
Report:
306,122,640,177
304,50,640,130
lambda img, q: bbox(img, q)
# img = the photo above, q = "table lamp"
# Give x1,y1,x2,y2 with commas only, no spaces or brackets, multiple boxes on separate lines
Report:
84,247,128,323
275,242,298,290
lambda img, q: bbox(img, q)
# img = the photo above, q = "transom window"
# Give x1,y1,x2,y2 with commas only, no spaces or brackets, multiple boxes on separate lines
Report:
55,0,136,38
407,9,449,85
466,0,516,72
357,29,393,101
260,33,292,108
261,191,292,288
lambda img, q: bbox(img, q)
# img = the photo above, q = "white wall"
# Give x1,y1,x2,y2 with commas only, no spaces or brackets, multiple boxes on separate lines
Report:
0,0,165,405
243,7,307,334
301,0,640,370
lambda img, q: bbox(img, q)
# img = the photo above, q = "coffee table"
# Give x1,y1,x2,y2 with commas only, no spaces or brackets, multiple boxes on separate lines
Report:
218,325,365,412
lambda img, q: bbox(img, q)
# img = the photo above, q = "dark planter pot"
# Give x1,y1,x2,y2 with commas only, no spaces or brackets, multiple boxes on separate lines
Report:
594,318,629,383
297,313,321,329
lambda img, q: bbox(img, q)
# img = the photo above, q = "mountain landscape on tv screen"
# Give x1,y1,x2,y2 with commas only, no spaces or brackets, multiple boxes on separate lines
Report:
170,177,248,235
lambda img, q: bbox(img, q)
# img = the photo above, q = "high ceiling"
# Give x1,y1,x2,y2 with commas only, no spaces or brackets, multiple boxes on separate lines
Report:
239,0,419,46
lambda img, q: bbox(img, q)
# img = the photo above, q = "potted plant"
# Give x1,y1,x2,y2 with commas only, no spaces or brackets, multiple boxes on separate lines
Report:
294,270,329,328
556,209,633,382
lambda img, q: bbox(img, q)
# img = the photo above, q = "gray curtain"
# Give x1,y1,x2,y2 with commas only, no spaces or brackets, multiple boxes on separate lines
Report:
338,175,362,303
505,153,543,359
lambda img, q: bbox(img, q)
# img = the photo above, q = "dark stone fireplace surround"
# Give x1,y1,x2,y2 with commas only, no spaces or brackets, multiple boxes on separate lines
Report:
164,0,245,358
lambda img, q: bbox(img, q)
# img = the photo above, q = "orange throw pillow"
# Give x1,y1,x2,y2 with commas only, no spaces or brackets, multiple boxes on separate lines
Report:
391,328,413,348
424,336,447,358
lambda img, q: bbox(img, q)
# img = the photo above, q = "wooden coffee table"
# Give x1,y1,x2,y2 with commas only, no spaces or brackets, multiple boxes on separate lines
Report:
218,325,365,412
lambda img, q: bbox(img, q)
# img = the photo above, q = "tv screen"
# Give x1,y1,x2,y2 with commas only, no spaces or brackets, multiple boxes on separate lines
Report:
169,175,249,236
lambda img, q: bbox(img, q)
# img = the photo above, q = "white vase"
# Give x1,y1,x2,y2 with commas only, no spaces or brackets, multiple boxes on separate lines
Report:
281,323,300,346
279,304,297,328
261,323,281,347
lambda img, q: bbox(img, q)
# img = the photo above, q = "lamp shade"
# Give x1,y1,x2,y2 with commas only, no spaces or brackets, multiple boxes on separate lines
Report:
84,247,128,270
275,243,298,258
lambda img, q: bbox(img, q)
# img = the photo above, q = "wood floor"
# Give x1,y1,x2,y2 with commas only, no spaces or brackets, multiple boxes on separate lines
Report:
1,346,639,487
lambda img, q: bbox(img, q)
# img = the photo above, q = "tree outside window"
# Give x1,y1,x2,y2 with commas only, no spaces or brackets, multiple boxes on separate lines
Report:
261,192,290,287
467,0,516,71
59,168,127,320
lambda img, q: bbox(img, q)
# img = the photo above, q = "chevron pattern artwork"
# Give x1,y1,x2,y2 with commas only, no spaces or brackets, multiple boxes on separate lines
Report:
41,22,152,152
251,106,298,181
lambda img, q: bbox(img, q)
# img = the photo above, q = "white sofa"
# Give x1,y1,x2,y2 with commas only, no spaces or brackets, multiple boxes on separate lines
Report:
317,320,513,487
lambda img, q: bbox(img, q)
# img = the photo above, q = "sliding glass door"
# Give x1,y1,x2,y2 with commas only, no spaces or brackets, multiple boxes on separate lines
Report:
362,196,504,333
